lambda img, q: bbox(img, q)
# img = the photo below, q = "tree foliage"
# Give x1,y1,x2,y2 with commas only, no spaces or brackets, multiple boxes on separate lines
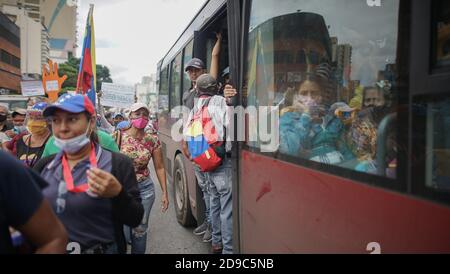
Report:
58,56,113,92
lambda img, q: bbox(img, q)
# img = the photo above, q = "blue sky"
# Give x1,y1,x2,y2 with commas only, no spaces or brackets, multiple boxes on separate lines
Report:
77,0,205,85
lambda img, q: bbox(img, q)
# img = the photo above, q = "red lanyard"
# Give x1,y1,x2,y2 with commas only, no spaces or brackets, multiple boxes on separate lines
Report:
61,144,98,193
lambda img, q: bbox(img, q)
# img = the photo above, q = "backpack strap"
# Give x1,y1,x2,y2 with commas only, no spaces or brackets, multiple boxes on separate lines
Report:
113,130,123,150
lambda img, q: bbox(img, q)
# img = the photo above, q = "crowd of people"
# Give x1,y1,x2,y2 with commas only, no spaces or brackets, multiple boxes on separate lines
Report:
0,37,237,253
278,68,397,178
0,89,172,254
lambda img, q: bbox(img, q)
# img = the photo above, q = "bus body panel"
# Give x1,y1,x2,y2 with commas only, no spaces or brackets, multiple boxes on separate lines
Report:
158,125,200,220
240,150,450,253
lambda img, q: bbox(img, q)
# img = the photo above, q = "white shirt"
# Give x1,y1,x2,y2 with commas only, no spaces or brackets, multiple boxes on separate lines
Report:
0,131,10,145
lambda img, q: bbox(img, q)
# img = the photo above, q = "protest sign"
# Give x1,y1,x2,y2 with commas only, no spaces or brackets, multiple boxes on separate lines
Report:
20,81,45,97
100,83,135,108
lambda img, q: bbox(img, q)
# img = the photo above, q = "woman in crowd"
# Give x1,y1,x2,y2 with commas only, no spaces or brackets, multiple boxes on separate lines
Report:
16,102,51,168
34,94,143,254
118,103,169,254
280,73,354,164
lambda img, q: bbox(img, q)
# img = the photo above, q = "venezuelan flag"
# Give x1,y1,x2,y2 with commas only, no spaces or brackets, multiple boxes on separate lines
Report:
77,5,97,106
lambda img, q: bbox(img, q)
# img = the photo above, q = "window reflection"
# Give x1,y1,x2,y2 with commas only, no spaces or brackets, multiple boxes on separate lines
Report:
424,100,450,191
246,0,399,179
436,0,450,65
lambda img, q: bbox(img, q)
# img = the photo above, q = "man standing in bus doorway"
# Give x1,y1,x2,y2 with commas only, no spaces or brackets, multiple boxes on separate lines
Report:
181,33,223,245
182,58,213,244
186,74,233,254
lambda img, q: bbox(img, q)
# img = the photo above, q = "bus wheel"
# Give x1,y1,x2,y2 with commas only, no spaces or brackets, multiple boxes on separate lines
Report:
173,155,195,227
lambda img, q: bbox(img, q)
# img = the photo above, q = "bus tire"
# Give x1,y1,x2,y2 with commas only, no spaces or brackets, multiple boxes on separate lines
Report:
173,154,195,227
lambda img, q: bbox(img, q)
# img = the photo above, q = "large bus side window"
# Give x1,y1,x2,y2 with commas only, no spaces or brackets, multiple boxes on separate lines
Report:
416,99,450,192
170,52,182,110
411,0,450,199
159,65,170,114
182,40,194,93
245,0,401,180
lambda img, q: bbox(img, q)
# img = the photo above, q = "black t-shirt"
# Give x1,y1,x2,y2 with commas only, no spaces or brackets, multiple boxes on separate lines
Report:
16,136,48,168
183,88,197,110
0,151,45,254
0,122,12,132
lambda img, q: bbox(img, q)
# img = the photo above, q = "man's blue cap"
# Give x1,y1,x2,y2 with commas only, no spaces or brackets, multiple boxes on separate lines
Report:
113,113,124,119
43,94,95,117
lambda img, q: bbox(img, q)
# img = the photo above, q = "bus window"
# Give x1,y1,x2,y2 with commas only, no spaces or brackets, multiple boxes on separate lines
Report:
170,52,182,110
159,65,169,113
182,40,194,93
245,0,400,179
421,99,450,191
435,0,450,66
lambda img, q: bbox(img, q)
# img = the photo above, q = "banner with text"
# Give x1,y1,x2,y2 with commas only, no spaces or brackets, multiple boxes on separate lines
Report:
100,83,135,108
21,81,45,97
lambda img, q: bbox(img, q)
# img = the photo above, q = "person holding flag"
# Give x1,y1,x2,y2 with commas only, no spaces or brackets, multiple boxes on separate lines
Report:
40,4,120,159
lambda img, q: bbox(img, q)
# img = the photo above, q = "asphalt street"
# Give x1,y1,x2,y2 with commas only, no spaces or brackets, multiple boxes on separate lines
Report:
146,160,210,254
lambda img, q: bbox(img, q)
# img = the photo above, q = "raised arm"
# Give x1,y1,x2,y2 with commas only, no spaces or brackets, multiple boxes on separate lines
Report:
210,32,222,80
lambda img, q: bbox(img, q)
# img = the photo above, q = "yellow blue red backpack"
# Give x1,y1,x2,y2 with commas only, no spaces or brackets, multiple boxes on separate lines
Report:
185,95,224,172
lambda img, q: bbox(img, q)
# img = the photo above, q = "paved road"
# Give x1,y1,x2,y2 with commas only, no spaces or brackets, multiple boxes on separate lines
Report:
146,161,210,254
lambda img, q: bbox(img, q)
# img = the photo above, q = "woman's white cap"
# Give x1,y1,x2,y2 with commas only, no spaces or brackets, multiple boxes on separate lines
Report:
129,103,150,113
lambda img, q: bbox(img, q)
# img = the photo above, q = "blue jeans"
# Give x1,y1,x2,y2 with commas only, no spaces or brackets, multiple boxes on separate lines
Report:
195,166,211,225
124,178,155,254
207,158,233,254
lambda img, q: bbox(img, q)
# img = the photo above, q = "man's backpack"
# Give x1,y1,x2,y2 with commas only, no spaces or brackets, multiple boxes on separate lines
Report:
185,97,225,172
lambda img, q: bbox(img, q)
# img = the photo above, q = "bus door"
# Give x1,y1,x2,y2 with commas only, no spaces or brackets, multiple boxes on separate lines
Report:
238,0,450,254
410,0,450,214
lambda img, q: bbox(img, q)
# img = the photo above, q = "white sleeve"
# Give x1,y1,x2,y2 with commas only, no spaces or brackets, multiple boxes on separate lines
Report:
0,132,10,144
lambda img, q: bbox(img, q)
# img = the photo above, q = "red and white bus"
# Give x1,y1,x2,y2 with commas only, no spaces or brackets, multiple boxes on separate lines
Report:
157,0,450,253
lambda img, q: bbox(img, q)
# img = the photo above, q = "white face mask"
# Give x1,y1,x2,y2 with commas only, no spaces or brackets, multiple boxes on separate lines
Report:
14,125,27,134
54,121,91,154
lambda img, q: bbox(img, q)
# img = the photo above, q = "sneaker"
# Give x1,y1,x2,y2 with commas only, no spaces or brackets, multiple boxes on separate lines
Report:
193,221,208,236
202,225,212,243
212,244,223,255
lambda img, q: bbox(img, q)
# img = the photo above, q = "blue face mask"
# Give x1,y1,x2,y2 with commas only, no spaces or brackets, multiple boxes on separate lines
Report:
14,125,27,134
54,122,91,154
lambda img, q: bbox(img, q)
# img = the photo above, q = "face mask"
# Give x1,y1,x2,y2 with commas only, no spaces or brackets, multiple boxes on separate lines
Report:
131,117,149,129
54,121,91,154
27,121,48,135
0,114,6,123
14,125,27,134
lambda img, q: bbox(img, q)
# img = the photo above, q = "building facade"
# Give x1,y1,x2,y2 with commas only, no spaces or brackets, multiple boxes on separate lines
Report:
41,0,77,64
0,0,51,77
0,11,20,94
136,74,158,112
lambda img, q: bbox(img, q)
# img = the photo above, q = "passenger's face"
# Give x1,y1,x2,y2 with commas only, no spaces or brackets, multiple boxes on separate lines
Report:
50,110,94,140
364,89,382,108
298,80,323,104
187,68,204,82
12,114,26,127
